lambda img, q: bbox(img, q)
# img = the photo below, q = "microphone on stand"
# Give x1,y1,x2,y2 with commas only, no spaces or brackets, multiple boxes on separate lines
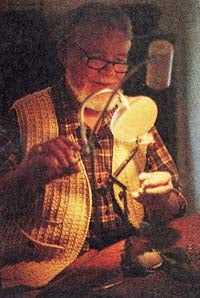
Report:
146,39,174,90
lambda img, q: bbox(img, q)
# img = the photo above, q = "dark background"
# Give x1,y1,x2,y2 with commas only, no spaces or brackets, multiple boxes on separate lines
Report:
0,3,177,160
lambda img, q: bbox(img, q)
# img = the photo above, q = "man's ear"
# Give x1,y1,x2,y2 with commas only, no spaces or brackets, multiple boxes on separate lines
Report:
56,39,67,67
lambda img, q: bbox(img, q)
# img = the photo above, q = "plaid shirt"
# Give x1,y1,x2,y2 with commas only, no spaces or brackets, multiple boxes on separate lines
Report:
0,79,186,253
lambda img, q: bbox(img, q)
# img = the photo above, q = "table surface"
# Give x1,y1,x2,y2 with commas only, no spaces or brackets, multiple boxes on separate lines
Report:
38,214,200,297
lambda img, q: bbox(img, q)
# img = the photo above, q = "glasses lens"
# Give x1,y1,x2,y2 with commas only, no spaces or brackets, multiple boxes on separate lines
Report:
88,59,128,73
87,59,107,70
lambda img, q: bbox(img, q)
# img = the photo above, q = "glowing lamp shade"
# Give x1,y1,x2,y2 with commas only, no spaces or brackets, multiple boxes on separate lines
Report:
110,96,158,142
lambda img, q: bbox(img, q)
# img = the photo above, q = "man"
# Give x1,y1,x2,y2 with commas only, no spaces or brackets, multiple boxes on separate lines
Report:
0,2,186,293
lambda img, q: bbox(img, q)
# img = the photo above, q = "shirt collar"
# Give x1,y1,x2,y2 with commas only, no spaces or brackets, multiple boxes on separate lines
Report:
58,78,116,135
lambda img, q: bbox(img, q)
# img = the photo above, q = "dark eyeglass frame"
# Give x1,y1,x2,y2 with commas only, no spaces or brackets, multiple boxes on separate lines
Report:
73,42,128,74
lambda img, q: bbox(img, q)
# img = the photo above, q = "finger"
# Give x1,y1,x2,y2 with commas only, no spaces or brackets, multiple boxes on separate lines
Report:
59,136,81,151
28,144,44,158
134,185,146,197
141,184,172,195
36,138,80,169
47,149,80,174
131,191,141,199
53,138,81,167
139,172,171,181
139,172,171,187
142,177,171,188
46,142,71,168
138,172,153,181
64,163,80,175
39,155,80,180
131,182,146,199
31,137,80,156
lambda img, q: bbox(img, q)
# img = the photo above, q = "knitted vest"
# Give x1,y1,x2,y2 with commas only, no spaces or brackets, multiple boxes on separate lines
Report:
0,87,146,288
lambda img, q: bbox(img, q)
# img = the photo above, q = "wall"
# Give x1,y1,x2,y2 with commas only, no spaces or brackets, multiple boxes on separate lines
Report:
147,0,200,213
182,0,200,212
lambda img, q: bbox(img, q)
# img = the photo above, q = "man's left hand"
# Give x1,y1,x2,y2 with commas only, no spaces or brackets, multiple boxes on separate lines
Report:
132,171,173,199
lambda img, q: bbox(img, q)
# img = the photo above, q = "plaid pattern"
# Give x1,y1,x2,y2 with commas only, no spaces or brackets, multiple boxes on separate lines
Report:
0,79,186,253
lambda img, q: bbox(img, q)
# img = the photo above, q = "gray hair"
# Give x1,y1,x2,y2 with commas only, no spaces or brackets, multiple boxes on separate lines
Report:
60,2,133,42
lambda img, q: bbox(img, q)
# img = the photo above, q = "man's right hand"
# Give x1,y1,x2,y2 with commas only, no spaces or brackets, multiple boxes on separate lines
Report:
18,136,81,186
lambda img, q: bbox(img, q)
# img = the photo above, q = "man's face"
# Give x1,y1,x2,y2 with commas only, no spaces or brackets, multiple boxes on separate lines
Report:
65,27,131,101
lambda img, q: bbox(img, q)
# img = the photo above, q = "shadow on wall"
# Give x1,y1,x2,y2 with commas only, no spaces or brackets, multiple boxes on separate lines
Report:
0,10,63,116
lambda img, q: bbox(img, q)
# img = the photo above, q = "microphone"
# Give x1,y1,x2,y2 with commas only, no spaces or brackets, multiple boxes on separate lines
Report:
146,40,174,90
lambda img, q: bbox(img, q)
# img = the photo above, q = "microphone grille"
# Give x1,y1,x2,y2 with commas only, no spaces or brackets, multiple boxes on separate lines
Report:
146,40,174,90
148,39,174,55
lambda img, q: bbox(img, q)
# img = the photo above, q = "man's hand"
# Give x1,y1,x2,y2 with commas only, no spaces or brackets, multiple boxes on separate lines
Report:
18,136,81,186
132,171,173,200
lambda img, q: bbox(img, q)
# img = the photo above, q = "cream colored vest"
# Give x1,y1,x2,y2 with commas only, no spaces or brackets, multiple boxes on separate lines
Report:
0,87,146,288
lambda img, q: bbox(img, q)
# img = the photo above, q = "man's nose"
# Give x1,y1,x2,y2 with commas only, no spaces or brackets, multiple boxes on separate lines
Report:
102,62,116,75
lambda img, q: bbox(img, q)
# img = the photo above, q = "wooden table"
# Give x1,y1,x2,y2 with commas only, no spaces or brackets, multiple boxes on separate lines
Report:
28,215,200,297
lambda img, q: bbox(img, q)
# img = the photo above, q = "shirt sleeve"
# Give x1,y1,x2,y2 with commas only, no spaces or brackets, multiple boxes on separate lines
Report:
0,110,21,177
144,126,187,224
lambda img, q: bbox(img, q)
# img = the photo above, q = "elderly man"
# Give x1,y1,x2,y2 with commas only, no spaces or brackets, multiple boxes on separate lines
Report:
0,2,186,293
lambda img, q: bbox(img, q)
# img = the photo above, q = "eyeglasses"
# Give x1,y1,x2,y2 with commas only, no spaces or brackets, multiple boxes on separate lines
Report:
73,43,128,74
